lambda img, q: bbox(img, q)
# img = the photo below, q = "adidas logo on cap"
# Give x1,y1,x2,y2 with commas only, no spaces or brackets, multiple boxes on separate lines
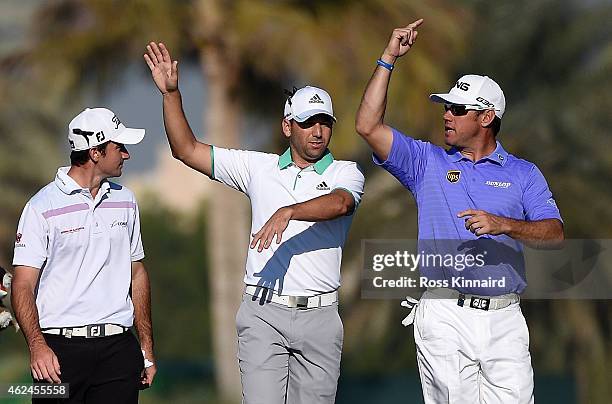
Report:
309,94,324,104
283,86,336,123
316,181,330,191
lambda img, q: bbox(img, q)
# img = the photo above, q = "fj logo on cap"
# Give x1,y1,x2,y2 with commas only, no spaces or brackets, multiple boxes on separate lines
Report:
446,170,461,183
309,94,324,104
72,128,106,146
316,181,330,191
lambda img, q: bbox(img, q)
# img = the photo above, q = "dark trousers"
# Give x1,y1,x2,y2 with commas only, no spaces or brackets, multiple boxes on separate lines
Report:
33,332,144,404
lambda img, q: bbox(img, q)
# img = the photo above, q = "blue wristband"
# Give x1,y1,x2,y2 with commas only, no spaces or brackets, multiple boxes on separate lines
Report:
376,59,394,71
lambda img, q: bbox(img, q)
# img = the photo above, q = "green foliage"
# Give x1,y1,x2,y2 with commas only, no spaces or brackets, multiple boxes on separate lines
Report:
461,0,612,238
138,195,212,360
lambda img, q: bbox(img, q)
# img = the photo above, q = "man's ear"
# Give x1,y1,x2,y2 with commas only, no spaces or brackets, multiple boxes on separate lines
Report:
479,110,496,128
89,148,100,163
281,119,292,139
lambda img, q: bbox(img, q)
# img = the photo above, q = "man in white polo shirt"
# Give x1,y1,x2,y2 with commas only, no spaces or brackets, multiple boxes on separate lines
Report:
145,42,364,403
11,108,156,403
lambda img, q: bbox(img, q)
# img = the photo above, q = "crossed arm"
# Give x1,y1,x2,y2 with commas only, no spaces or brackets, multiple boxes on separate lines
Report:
250,189,355,252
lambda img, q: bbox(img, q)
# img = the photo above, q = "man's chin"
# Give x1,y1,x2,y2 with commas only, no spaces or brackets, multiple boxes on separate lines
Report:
444,134,458,147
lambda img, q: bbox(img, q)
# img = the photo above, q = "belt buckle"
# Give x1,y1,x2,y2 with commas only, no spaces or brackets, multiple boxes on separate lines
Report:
86,324,105,338
469,296,491,311
288,296,309,309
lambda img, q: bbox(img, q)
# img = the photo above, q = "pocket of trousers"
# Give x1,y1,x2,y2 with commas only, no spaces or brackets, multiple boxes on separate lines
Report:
235,297,248,337
334,307,344,348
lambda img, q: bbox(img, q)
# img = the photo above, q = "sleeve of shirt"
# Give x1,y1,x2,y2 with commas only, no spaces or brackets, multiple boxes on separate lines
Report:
332,162,365,214
522,165,563,222
211,146,253,194
12,201,49,269
130,199,145,261
372,127,430,193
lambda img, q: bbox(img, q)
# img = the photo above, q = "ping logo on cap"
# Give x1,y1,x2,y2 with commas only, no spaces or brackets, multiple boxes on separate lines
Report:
446,170,461,183
456,81,470,91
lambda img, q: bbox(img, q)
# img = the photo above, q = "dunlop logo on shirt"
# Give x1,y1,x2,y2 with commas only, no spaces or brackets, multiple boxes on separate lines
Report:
446,170,461,183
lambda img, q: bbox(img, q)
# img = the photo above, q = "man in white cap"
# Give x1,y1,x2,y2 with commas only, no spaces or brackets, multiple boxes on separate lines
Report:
11,108,156,403
144,42,364,404
356,21,563,403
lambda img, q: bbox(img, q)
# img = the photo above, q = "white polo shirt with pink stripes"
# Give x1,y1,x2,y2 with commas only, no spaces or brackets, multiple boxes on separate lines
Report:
13,167,144,328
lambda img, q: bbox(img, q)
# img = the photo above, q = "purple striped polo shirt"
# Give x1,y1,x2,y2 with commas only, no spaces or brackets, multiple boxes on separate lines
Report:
374,128,562,295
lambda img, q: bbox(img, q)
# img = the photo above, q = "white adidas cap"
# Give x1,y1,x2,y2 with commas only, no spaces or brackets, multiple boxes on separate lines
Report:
283,86,336,123
430,75,506,118
68,108,145,151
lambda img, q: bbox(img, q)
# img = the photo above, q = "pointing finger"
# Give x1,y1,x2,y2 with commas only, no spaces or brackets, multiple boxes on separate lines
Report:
409,18,424,29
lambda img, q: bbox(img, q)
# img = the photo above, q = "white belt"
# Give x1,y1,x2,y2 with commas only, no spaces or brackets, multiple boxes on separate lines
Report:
244,285,338,309
42,324,129,338
427,287,519,310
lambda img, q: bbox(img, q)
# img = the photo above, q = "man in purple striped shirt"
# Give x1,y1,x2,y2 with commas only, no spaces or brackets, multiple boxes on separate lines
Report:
356,20,564,404
12,108,156,402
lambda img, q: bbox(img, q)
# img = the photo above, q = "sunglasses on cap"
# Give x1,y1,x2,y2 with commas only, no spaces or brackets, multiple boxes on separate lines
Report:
444,104,483,116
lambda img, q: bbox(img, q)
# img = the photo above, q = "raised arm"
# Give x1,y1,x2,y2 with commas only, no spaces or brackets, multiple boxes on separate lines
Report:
144,42,212,176
355,19,423,161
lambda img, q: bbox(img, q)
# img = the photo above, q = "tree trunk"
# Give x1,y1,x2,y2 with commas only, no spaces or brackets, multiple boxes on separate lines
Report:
197,1,247,403
565,300,610,404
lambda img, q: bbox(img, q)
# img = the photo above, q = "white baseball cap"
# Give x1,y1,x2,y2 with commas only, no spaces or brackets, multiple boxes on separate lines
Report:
283,86,336,123
429,75,506,118
68,108,145,151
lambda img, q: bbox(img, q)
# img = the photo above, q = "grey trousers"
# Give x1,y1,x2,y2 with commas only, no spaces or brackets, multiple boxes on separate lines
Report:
236,292,343,404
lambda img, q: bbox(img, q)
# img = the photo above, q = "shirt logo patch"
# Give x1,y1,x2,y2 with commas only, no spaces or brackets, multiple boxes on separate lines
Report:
316,181,330,191
15,233,25,248
61,226,85,235
485,180,511,188
446,170,461,183
111,220,128,228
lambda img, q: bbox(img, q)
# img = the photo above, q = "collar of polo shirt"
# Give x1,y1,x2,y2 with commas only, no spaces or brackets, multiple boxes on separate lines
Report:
55,167,111,196
278,148,334,174
447,141,509,166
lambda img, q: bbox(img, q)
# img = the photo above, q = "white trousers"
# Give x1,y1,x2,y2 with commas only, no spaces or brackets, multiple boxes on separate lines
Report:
413,291,534,404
